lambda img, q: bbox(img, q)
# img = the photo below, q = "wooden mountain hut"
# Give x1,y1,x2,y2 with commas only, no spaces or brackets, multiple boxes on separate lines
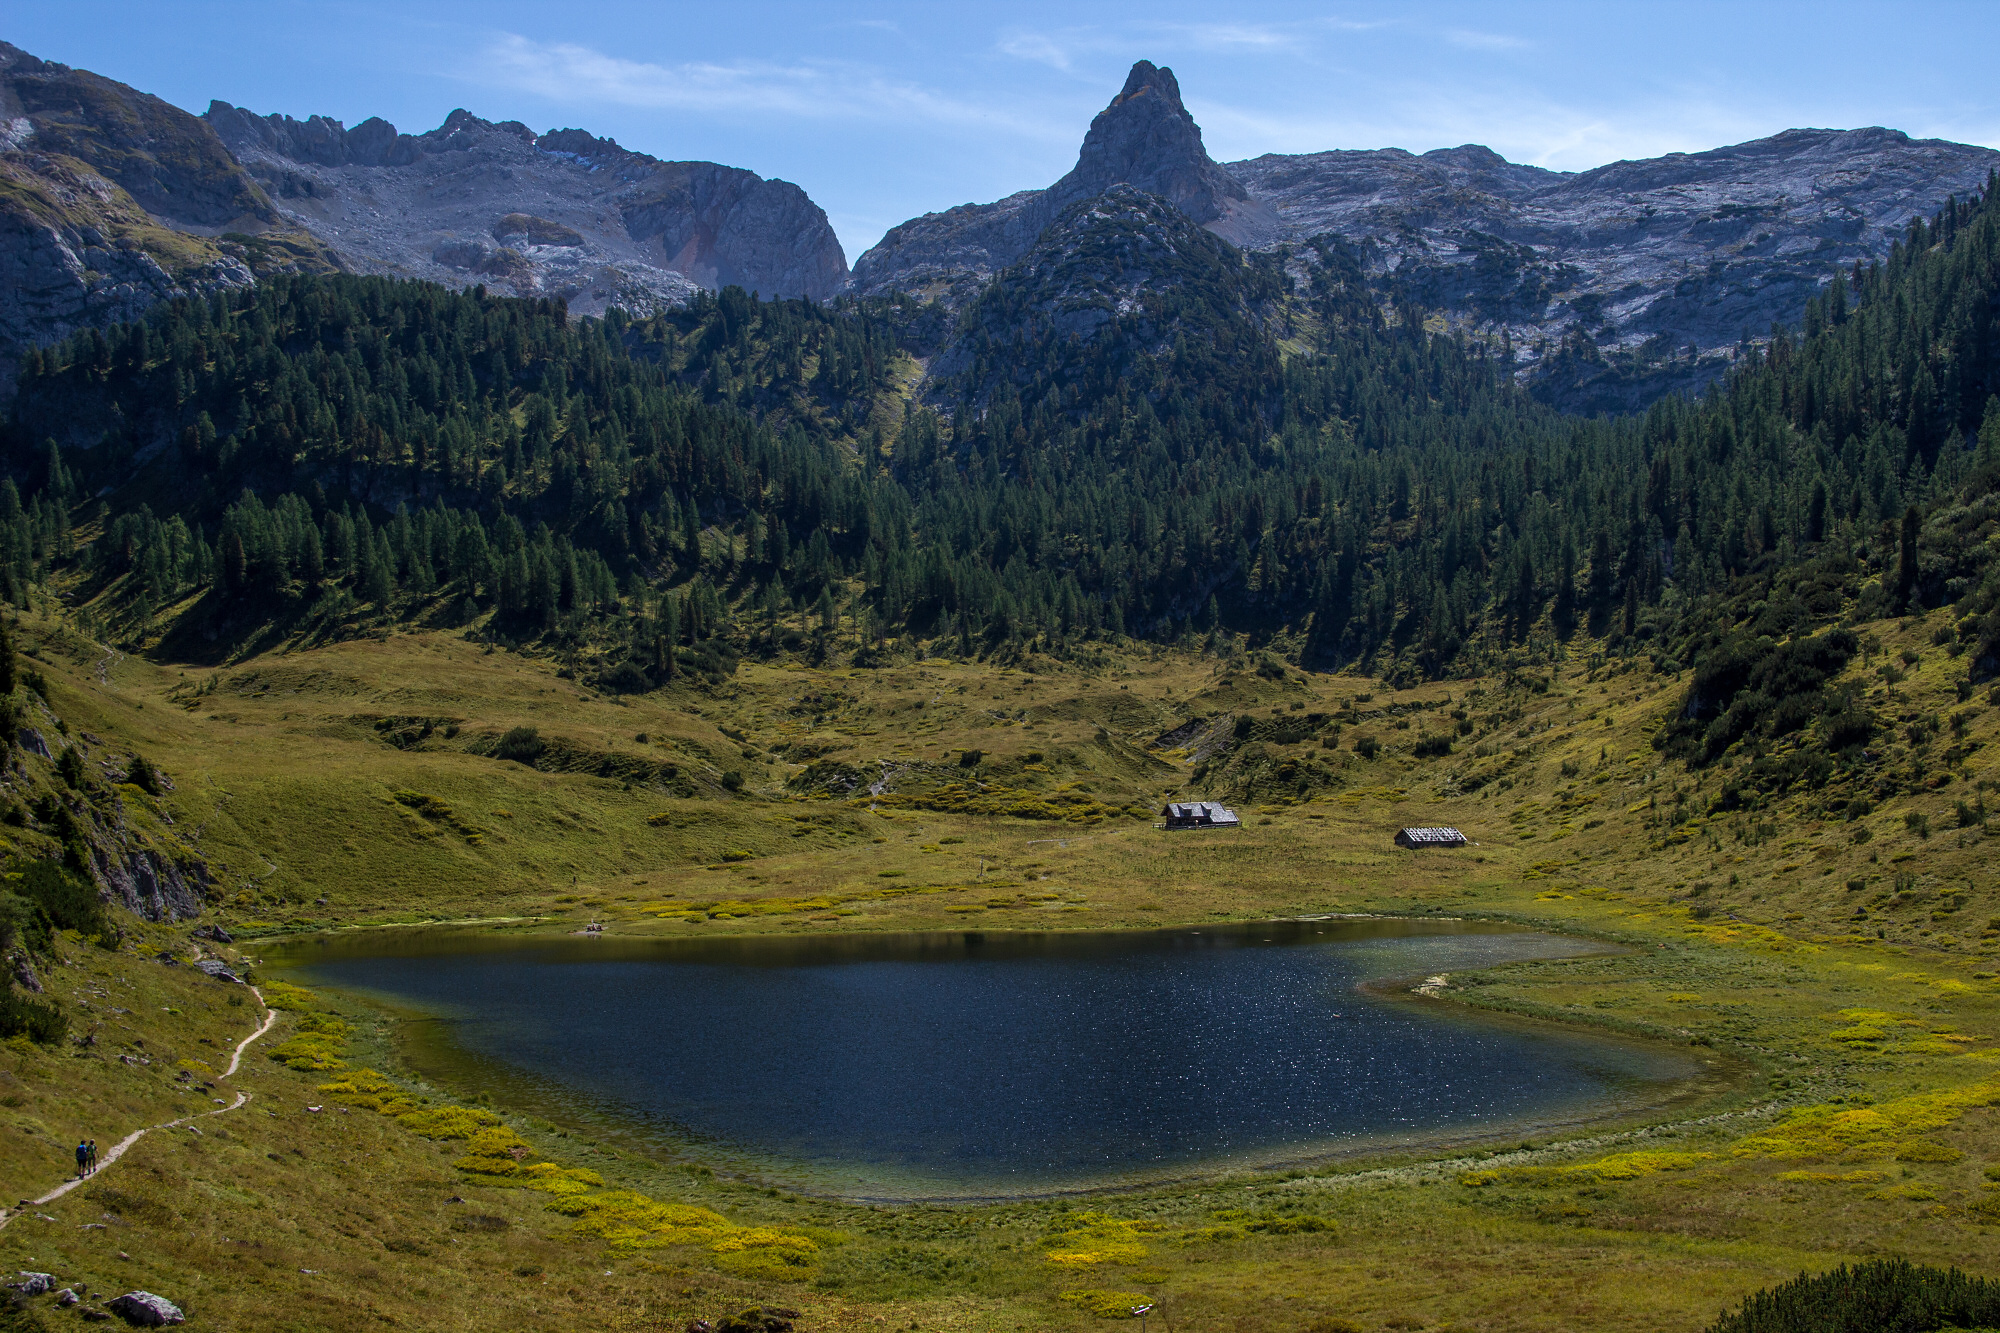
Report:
1160,801,1242,830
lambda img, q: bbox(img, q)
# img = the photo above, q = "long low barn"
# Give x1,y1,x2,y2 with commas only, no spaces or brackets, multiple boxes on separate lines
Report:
1395,826,1468,848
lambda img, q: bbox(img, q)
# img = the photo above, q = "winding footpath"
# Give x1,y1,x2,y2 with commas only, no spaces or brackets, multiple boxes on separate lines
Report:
0,986,279,1228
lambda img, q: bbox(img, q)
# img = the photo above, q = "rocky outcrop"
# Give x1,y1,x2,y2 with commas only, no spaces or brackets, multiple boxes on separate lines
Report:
91,845,207,924
204,105,850,313
852,61,1272,306
0,43,329,389
10,953,41,993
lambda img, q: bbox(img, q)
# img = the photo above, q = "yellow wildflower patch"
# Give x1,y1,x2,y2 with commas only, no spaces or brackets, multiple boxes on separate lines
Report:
1731,1081,2000,1160
395,1105,503,1139
453,1126,537,1176
1041,1212,1161,1266
1458,1149,1710,1188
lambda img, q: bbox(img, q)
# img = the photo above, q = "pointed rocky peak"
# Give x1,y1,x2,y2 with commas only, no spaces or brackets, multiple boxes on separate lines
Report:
1108,60,1190,119
1055,60,1247,225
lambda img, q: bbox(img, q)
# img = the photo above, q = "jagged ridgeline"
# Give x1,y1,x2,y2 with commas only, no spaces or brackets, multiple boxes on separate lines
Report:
1,178,1997,709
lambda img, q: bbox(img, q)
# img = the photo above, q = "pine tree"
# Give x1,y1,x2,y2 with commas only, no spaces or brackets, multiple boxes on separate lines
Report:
1896,505,1921,612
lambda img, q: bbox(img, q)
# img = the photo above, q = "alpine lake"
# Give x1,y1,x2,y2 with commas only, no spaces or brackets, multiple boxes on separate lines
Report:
265,917,1728,1201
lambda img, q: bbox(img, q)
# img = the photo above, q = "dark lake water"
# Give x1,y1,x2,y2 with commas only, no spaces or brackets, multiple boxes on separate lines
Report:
274,918,1708,1197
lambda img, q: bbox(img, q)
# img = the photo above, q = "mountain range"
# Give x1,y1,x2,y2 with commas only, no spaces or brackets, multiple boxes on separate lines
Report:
2,42,1996,409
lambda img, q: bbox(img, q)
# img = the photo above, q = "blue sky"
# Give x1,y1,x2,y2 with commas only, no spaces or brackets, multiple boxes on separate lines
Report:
14,2,2000,262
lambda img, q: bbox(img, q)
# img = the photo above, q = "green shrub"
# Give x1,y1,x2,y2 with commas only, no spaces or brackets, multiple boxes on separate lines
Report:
495,726,544,764
125,753,162,796
10,858,115,950
1354,736,1381,759
1706,1259,2000,1333
598,661,652,694
0,987,66,1044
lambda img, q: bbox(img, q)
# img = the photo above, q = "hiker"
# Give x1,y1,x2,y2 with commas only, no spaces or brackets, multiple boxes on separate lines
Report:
74,1139,88,1178
86,1139,97,1173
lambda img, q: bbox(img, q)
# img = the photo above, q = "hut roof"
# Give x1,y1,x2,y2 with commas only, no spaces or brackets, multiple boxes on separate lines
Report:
1397,826,1467,844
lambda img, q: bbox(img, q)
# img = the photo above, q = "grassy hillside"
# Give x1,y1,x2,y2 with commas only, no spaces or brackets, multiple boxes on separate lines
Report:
0,601,1993,1331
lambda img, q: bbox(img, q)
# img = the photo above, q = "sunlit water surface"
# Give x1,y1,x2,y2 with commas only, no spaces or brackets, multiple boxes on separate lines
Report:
275,919,1705,1197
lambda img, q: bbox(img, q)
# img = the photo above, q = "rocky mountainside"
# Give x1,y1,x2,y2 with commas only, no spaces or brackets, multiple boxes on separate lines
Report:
851,61,1277,308
204,103,850,315
0,42,331,389
855,60,2000,411
925,182,1275,403
0,39,848,391
1231,129,2000,410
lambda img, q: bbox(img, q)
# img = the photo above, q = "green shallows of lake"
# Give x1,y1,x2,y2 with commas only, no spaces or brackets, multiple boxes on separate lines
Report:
275,918,1710,1199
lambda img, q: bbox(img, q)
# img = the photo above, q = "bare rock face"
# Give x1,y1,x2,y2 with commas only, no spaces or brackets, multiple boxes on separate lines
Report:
1227,129,2000,410
91,845,208,923
852,61,1274,306
204,105,850,314
0,43,324,389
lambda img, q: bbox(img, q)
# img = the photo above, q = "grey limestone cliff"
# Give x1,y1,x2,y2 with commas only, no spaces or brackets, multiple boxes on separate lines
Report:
205,104,851,315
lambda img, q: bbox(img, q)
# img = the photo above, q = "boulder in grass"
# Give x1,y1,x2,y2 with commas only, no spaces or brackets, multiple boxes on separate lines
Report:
13,1272,54,1294
193,959,241,984
107,1291,185,1325
56,1288,80,1306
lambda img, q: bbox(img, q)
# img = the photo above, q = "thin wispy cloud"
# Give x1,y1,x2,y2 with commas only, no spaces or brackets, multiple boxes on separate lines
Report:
997,20,1305,74
1162,23,1294,51
468,33,1061,136
1192,85,1772,173
996,30,1082,72
1444,28,1531,52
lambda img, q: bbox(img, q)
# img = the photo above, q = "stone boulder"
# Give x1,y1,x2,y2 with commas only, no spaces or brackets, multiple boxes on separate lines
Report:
12,1272,54,1294
106,1291,184,1326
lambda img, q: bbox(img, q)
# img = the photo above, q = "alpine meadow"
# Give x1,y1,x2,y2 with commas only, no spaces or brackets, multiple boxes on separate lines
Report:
0,29,1998,1333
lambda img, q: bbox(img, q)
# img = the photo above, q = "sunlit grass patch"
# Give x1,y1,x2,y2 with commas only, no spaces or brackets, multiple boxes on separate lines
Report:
1059,1289,1154,1318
